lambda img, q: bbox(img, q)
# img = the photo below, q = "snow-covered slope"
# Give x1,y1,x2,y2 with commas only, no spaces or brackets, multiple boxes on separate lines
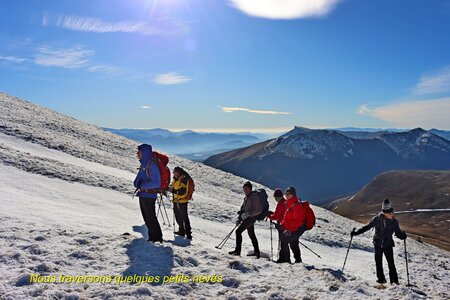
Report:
1,93,449,299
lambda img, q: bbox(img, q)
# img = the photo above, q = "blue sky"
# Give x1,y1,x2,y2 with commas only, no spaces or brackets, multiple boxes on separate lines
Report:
1,0,450,132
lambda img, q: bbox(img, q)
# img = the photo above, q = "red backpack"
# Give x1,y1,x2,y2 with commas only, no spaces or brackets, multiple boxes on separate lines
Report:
152,151,171,191
301,201,316,230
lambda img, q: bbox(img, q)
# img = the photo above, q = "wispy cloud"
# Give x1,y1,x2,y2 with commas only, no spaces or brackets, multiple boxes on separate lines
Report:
34,46,94,69
414,66,450,95
153,72,191,85
44,15,184,36
42,13,49,26
0,56,28,63
140,105,152,109
219,106,291,115
357,98,450,129
87,64,123,76
229,0,341,19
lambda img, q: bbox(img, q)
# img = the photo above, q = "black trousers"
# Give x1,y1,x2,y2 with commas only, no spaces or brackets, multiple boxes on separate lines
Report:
173,202,191,235
279,229,302,262
375,246,398,284
139,197,162,242
234,217,259,254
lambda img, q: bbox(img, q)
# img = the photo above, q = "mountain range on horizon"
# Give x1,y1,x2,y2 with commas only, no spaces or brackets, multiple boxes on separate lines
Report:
204,126,450,205
105,128,272,161
107,126,450,163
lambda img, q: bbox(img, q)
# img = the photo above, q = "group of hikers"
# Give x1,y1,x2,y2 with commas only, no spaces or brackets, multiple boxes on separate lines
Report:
229,183,309,265
133,144,408,285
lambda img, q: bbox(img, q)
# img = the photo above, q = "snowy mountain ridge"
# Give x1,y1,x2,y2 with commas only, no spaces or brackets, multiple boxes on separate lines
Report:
377,128,450,159
262,130,354,159
261,127,450,161
0,93,449,299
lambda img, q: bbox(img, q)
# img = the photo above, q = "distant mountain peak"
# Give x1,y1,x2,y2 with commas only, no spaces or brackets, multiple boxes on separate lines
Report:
410,127,427,134
263,129,354,159
377,128,450,158
280,126,312,138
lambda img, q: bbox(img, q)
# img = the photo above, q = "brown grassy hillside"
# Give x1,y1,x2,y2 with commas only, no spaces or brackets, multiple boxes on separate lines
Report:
327,170,450,251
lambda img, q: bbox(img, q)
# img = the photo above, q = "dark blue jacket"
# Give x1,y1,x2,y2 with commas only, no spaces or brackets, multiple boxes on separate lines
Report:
133,144,161,199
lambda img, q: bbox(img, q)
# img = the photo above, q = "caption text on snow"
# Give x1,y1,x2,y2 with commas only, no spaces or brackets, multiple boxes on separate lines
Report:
30,274,223,285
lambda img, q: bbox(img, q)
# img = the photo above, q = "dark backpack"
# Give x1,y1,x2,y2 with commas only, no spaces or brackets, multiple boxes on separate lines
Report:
255,189,269,221
301,201,316,230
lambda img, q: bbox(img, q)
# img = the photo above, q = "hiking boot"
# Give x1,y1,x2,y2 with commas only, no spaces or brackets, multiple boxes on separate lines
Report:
186,234,192,240
295,258,302,263
247,252,260,259
376,279,387,284
174,231,185,237
228,250,240,256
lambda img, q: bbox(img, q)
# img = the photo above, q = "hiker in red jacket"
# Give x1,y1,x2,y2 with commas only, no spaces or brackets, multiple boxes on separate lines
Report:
277,187,306,263
268,189,285,240
268,188,286,223
268,188,288,262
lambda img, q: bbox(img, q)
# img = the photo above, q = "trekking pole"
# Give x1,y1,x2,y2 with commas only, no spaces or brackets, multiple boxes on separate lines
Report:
299,241,322,259
270,221,274,261
404,239,411,287
156,194,166,225
156,195,162,221
160,193,171,227
215,223,240,250
278,238,281,261
172,202,176,234
341,229,354,274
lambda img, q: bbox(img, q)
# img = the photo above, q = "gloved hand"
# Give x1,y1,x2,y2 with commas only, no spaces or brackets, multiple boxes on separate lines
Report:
274,223,281,230
267,210,274,215
236,219,241,226
241,213,249,220
350,228,356,237
400,231,407,240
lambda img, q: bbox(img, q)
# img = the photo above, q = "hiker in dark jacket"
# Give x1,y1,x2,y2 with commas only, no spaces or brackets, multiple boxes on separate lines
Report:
351,199,407,284
171,167,193,240
276,187,306,264
229,181,262,258
133,144,163,243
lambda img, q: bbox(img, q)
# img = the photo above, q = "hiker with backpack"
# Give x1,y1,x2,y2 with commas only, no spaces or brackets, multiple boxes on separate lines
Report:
351,199,407,285
133,144,163,243
229,181,269,259
276,187,307,263
170,167,194,240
